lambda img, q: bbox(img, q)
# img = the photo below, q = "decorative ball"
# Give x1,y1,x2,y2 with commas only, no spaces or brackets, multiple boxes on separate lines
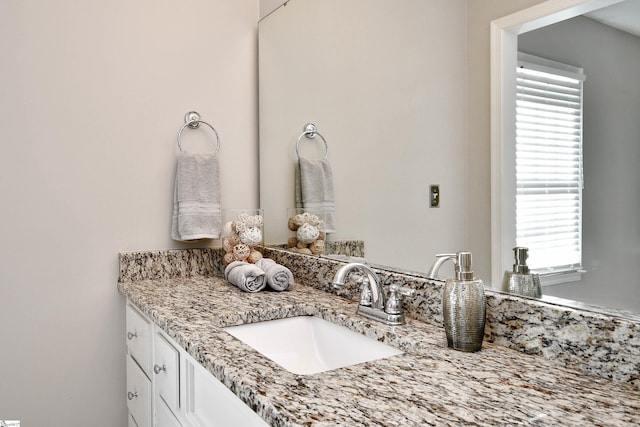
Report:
309,239,325,255
296,241,309,249
297,223,320,244
287,237,298,248
223,252,235,265
222,237,234,252
234,220,247,233
239,226,262,247
246,214,263,228
227,233,241,246
308,214,322,226
233,243,251,261
297,247,312,255
292,214,306,228
288,217,299,231
247,250,263,263
222,221,235,238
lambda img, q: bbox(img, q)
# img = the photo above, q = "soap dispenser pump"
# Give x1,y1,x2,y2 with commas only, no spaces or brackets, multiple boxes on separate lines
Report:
501,247,542,298
429,252,486,352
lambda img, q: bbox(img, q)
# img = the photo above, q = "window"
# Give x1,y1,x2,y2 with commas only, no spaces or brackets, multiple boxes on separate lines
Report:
515,53,585,283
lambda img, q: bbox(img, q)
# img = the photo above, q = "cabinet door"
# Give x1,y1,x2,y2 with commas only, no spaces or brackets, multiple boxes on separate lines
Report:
154,331,180,413
126,304,153,377
156,398,183,427
126,354,152,427
185,358,269,427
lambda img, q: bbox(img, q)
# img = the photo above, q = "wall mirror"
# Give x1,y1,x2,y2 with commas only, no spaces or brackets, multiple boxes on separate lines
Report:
491,0,640,316
259,0,640,319
258,0,467,278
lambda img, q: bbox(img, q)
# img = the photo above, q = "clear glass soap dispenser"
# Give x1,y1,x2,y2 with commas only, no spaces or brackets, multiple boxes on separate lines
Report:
501,247,542,298
429,251,486,352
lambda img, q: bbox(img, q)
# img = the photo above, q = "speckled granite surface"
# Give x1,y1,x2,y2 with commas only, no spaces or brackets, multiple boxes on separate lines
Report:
118,246,640,396
261,247,640,389
118,272,640,426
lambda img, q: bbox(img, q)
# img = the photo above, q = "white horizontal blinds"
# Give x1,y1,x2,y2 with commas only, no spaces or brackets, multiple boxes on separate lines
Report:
515,53,585,273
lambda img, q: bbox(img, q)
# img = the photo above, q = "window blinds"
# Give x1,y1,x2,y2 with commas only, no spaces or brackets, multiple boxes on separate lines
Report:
515,53,585,274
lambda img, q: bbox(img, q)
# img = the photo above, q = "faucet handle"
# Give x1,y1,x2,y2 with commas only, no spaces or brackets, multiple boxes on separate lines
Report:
385,285,416,315
359,276,373,306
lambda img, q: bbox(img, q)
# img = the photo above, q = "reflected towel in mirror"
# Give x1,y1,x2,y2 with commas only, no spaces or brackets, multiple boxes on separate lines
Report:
295,157,336,233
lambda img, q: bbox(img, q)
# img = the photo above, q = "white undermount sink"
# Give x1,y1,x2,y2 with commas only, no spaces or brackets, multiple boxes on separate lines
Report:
223,316,403,375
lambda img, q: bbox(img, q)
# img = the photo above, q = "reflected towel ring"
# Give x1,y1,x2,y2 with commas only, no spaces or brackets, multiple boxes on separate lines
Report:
177,111,220,154
296,123,328,159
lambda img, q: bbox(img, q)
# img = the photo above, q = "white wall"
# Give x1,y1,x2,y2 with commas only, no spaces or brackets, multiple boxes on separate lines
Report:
519,16,640,311
0,1,259,425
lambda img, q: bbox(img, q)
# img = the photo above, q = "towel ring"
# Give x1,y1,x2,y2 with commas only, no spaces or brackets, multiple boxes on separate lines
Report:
296,123,328,159
177,111,220,154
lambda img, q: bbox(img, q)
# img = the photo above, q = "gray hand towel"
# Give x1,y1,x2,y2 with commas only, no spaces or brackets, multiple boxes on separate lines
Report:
225,261,266,293
171,152,222,241
295,157,336,233
255,258,294,291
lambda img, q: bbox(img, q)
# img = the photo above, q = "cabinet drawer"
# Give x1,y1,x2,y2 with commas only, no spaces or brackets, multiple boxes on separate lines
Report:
156,397,183,427
126,303,153,377
154,331,180,413
126,354,152,427
186,358,269,427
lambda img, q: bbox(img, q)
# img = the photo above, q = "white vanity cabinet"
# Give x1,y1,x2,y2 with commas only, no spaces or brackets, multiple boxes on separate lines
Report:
125,301,269,427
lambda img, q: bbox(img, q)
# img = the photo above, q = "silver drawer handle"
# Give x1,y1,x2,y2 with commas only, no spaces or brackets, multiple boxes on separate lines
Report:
153,364,167,374
127,331,137,340
127,391,138,400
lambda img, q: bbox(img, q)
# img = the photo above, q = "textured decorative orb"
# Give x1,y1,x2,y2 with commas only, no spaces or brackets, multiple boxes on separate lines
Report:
247,250,263,263
227,233,241,246
234,220,247,233
297,247,312,255
222,237,234,252
246,214,263,228
223,252,235,265
288,217,299,231
233,243,251,260
222,221,235,238
296,223,320,244
239,226,262,247
287,237,298,248
309,239,325,255
292,214,306,228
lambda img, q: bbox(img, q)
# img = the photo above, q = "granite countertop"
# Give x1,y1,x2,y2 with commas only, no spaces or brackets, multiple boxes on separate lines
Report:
118,275,640,426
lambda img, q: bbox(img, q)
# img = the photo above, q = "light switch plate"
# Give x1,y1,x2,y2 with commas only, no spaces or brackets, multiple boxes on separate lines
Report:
429,185,440,208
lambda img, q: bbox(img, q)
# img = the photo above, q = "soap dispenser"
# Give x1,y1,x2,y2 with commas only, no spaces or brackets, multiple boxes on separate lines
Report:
429,252,486,352
501,247,542,298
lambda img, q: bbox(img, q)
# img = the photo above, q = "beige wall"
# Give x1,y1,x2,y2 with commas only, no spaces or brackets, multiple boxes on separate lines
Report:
466,0,547,280
0,1,258,425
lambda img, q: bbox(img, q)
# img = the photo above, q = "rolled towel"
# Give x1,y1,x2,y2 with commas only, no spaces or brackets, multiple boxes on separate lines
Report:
171,152,222,241
255,258,295,291
224,261,266,293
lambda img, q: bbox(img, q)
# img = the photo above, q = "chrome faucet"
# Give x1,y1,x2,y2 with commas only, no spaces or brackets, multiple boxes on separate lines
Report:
332,262,415,326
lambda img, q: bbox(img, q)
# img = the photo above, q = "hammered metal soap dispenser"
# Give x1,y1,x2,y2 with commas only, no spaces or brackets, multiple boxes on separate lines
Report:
501,247,542,298
428,251,486,352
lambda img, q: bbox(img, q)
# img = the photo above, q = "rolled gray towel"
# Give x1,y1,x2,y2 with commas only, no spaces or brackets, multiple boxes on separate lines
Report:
255,258,294,291
224,261,266,293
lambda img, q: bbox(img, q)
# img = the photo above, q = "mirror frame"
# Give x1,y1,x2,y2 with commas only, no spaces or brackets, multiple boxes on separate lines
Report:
489,0,625,287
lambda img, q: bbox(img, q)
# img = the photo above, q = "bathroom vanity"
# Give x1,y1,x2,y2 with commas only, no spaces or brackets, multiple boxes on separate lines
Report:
118,249,640,426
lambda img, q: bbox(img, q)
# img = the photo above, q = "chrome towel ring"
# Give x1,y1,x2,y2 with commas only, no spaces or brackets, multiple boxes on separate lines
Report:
177,111,220,154
296,123,328,159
